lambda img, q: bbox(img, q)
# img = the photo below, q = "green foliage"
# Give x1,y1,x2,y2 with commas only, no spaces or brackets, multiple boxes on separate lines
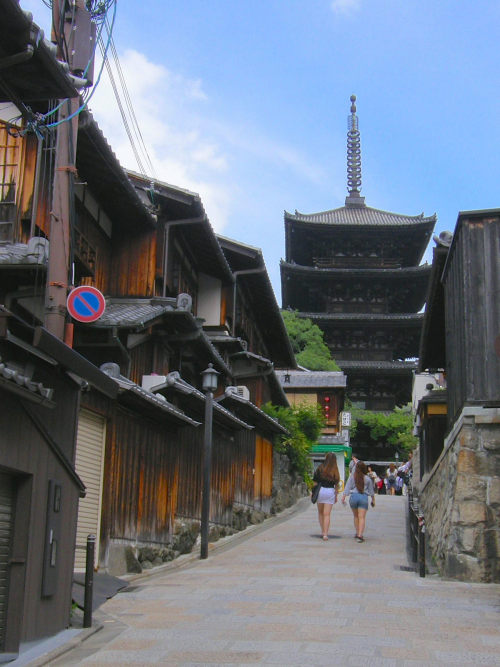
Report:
262,402,325,483
282,310,340,371
351,404,417,455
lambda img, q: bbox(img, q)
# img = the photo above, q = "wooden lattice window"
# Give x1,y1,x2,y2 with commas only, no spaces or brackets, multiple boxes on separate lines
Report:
0,125,20,239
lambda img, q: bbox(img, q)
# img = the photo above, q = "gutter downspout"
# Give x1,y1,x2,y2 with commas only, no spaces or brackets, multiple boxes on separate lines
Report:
232,267,266,337
111,327,131,377
30,134,44,237
161,216,205,297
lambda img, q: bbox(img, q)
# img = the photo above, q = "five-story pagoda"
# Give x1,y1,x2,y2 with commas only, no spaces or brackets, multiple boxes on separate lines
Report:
281,96,436,411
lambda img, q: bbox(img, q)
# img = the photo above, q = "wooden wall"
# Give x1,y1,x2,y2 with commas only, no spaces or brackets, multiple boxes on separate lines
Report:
87,387,265,562
443,213,500,423
0,385,80,646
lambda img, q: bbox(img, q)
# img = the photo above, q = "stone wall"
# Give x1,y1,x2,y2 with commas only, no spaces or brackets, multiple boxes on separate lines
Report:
420,408,500,582
271,452,308,514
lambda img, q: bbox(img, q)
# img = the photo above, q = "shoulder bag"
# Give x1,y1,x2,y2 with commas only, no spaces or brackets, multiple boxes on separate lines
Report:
311,481,322,504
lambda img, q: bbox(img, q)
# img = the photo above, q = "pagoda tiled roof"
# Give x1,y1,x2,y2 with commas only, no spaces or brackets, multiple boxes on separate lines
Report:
338,360,417,372
285,205,436,227
280,261,431,278
298,312,424,322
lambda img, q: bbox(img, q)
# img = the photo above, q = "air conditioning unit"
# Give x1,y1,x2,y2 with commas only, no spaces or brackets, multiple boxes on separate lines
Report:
227,385,250,401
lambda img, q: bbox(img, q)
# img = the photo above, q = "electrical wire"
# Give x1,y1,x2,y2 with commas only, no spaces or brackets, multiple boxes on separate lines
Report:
39,0,117,130
104,21,156,178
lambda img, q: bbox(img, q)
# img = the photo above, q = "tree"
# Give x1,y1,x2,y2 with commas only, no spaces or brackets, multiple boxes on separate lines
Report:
282,310,340,371
350,404,417,457
262,402,324,483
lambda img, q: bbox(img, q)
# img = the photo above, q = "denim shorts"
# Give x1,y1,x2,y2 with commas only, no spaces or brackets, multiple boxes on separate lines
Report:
349,492,369,510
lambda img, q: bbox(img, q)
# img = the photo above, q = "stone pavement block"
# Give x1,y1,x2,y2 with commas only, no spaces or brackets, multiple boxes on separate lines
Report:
163,649,263,663
380,646,433,661
50,496,500,666
434,650,500,665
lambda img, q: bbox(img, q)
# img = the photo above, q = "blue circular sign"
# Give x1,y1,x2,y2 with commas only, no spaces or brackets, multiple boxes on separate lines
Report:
67,286,106,323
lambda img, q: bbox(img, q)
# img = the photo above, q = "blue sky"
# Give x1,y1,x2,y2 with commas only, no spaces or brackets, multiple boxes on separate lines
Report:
21,0,500,301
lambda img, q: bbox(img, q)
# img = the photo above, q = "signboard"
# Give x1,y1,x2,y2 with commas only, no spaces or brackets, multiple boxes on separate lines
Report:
341,411,351,427
67,286,106,323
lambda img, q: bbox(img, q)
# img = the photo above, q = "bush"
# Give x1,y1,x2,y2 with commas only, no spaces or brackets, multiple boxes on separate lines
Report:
262,402,324,483
350,404,417,456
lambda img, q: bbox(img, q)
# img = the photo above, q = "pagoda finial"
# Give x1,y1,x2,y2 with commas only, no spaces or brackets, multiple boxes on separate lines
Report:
345,94,365,206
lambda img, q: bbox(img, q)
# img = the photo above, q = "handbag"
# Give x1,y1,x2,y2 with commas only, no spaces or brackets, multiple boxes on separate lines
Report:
311,482,321,504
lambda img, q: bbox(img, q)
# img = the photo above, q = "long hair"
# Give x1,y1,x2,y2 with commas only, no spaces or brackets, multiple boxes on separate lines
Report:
317,452,340,485
354,461,368,493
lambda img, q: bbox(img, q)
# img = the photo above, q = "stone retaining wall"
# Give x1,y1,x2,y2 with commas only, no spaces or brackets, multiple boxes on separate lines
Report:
420,408,500,582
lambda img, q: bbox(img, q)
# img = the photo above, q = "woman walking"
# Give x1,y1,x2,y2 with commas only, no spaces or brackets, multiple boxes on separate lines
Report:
312,452,341,541
341,461,375,542
385,462,398,495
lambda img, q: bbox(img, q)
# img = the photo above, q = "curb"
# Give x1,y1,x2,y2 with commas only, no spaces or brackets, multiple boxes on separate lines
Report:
20,622,103,667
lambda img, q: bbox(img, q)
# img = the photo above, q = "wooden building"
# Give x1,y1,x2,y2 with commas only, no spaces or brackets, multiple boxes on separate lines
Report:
1,86,295,584
280,96,436,411
0,2,299,645
0,312,116,657
274,369,350,486
0,2,109,657
416,210,500,582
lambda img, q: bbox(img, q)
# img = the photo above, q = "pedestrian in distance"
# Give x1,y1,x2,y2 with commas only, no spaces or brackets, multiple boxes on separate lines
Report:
341,460,375,542
367,465,380,494
312,452,341,541
348,454,359,474
385,462,398,495
397,451,413,496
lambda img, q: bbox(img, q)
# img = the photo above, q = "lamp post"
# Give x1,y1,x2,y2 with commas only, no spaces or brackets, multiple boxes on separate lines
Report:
200,363,219,559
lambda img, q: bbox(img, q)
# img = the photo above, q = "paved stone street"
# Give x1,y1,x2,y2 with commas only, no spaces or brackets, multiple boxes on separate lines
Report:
52,496,500,666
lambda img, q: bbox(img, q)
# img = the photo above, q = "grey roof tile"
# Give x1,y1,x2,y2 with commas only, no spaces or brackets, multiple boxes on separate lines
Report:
275,369,347,388
90,298,177,328
285,205,436,227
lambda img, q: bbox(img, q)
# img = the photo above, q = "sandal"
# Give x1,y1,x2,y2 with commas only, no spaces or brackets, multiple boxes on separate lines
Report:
322,535,328,541
356,536,364,543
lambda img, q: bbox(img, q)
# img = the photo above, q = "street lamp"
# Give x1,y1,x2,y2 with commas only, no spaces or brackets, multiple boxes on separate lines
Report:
200,363,219,559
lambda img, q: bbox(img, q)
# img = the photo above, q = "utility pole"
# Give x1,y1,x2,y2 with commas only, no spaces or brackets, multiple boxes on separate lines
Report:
45,1,87,340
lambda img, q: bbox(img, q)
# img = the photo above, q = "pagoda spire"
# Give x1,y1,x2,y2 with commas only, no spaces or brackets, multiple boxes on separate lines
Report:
345,94,365,207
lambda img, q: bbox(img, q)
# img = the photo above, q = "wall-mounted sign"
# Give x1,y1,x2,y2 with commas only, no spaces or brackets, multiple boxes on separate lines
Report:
67,286,106,323
341,411,351,427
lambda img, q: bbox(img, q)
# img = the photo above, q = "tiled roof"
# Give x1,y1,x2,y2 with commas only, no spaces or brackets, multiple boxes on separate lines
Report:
275,369,346,389
88,298,231,376
300,312,424,322
280,262,431,278
338,360,417,371
102,371,201,427
0,355,54,404
0,239,49,266
217,390,288,435
285,205,436,227
90,298,178,328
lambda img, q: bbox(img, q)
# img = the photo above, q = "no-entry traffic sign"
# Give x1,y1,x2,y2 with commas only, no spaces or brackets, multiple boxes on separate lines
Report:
67,286,106,323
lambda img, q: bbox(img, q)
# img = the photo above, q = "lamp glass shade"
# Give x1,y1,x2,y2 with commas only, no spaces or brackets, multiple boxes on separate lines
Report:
201,363,219,392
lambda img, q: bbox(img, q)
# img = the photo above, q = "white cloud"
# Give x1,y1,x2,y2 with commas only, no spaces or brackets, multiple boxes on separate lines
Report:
331,0,361,15
88,47,327,232
89,49,231,230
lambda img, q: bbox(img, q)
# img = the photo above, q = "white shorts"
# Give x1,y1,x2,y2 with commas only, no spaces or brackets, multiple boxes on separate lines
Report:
317,487,336,505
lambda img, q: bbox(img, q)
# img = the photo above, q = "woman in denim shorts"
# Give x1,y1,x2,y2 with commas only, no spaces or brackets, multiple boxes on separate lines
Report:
341,461,375,542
